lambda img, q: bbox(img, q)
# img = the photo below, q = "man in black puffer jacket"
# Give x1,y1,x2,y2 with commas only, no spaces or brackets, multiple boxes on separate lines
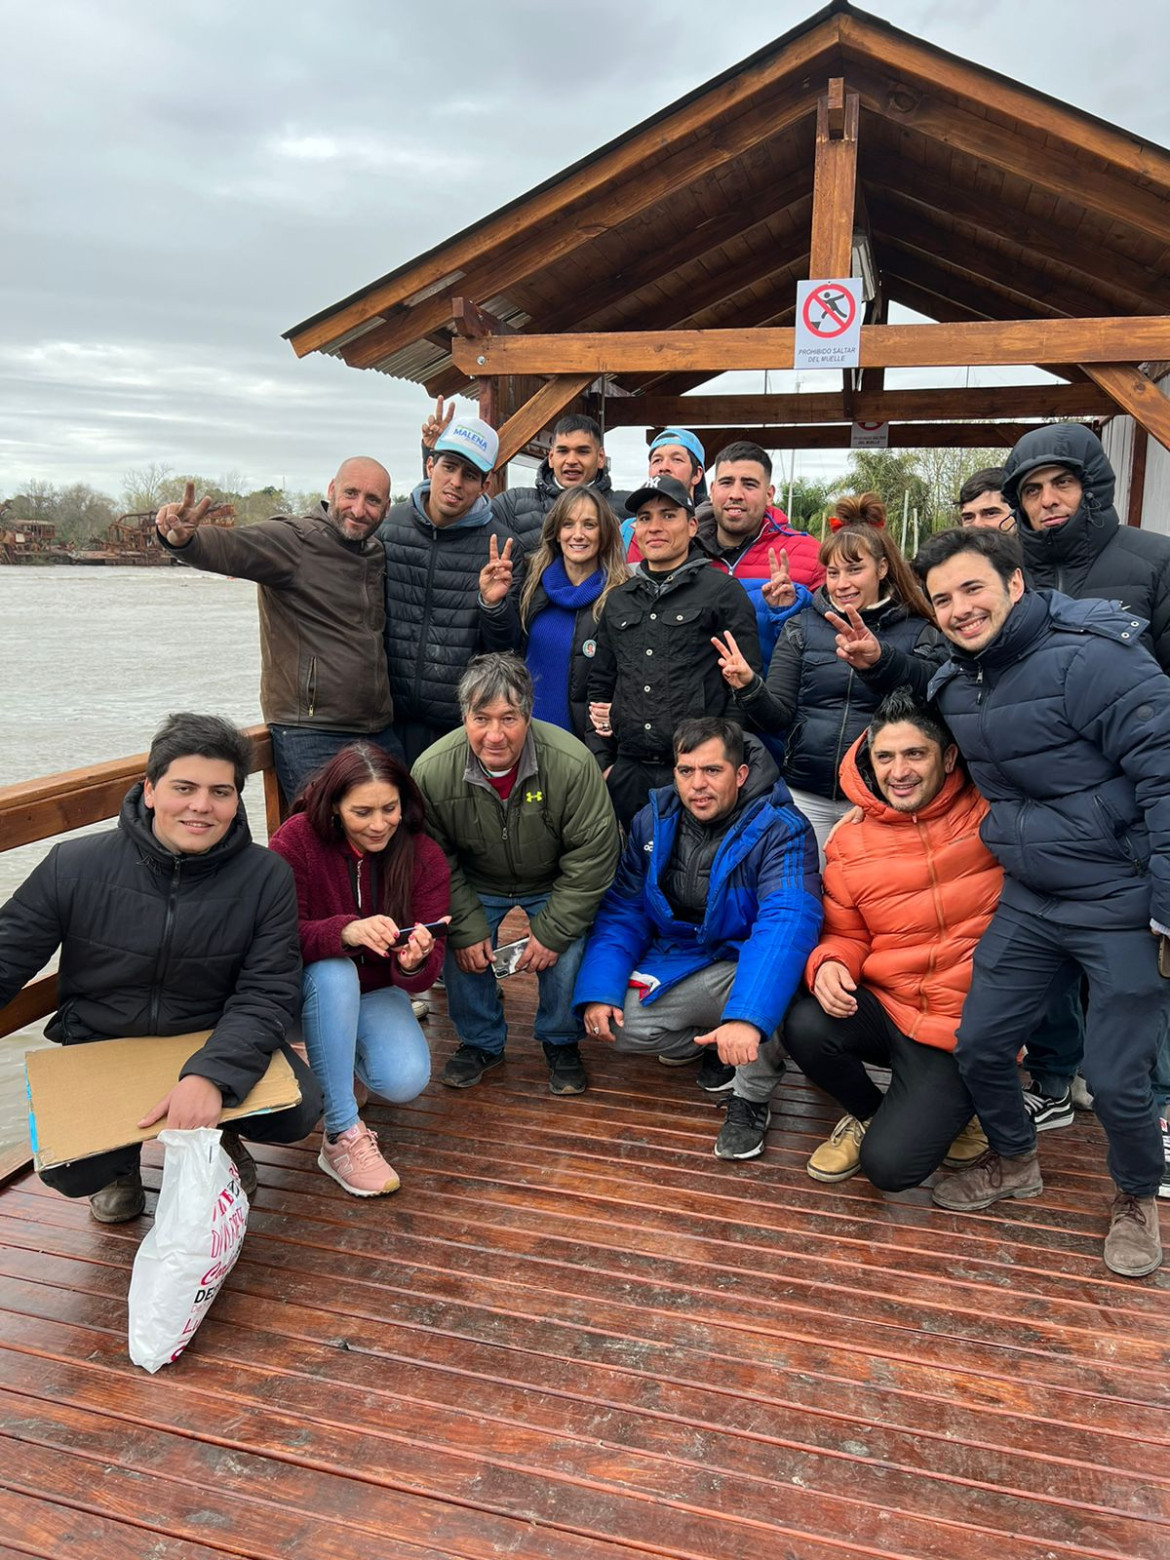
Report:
379,415,519,763
490,413,630,548
0,715,321,1225
916,527,1170,1279
1005,422,1170,671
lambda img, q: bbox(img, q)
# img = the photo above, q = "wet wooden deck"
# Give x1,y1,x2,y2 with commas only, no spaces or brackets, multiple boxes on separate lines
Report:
1,981,1168,1559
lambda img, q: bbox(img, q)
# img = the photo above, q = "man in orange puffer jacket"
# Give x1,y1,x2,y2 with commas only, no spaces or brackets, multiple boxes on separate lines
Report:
784,688,1002,1190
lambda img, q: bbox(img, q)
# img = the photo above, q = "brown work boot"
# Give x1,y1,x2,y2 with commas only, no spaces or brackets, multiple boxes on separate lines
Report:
219,1128,258,1199
807,1115,869,1183
931,1147,1042,1211
89,1169,146,1224
1103,1192,1163,1278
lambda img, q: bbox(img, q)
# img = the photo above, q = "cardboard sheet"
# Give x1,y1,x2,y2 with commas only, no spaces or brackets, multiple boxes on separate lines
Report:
25,1032,301,1171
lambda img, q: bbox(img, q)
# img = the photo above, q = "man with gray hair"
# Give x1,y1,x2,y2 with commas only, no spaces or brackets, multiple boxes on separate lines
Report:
412,654,619,1094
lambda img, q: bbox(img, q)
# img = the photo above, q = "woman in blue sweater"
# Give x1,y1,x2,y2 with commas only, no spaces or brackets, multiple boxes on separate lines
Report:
479,487,627,756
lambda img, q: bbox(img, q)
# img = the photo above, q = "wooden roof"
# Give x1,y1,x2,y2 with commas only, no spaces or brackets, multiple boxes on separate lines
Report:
5,979,1170,1557
284,0,1170,408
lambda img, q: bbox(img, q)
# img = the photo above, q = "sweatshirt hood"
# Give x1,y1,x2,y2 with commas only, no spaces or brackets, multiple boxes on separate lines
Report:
409,482,494,531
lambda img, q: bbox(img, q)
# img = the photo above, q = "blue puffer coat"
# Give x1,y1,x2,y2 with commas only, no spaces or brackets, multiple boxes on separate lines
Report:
928,589,1170,930
573,742,822,1037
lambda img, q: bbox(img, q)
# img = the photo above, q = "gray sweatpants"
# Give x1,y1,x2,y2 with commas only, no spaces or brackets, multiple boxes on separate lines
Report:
614,959,787,1104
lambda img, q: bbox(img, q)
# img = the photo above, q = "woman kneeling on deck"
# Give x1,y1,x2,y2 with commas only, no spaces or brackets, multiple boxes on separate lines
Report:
270,745,449,1196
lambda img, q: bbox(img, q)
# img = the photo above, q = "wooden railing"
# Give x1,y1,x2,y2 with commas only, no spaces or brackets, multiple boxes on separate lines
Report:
0,726,280,1178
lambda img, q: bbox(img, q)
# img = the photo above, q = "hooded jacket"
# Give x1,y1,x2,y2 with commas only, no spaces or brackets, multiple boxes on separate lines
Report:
490,461,630,545
735,589,945,799
586,550,762,764
928,588,1170,930
378,484,518,733
573,737,821,1037
806,734,1002,1051
412,719,619,953
160,505,391,732
0,786,301,1104
1004,423,1170,671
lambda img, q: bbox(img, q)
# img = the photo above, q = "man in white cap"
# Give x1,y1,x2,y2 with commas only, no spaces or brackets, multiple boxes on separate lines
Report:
379,414,520,763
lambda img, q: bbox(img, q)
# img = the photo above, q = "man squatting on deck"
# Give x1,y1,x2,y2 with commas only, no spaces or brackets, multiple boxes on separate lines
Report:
3,419,1167,1280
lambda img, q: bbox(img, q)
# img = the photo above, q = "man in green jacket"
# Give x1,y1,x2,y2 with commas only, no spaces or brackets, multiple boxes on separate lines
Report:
413,653,620,1095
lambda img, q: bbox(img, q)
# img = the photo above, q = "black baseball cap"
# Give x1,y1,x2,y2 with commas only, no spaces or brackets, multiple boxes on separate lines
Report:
625,475,696,516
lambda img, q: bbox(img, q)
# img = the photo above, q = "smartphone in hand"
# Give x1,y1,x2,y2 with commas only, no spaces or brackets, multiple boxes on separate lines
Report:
387,920,452,952
492,937,529,979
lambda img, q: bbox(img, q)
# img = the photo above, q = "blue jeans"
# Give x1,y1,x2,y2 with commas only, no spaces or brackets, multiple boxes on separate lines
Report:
270,723,404,805
442,892,585,1056
301,959,431,1136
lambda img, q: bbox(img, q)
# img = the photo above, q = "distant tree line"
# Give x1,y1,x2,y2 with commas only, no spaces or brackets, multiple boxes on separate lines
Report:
0,463,325,546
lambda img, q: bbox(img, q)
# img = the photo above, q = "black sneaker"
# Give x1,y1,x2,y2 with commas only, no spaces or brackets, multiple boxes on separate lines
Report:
219,1128,258,1199
441,1045,505,1089
1023,1086,1074,1131
696,1049,736,1093
545,1043,587,1096
89,1168,146,1224
714,1097,771,1160
1159,1119,1170,1201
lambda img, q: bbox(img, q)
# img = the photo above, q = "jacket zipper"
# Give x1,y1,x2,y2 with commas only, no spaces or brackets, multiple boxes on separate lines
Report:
306,656,318,718
149,856,182,1032
830,669,855,800
412,542,441,706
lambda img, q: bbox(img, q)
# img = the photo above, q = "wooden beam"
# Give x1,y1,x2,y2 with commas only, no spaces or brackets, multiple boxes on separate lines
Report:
452,319,1170,377
495,376,595,468
451,299,512,339
606,384,1118,428
651,422,1072,452
1128,426,1150,528
1082,364,1170,457
809,82,859,279
0,974,57,1040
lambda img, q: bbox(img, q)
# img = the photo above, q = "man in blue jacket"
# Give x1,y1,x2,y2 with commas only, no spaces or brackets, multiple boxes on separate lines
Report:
916,526,1170,1278
575,716,822,1161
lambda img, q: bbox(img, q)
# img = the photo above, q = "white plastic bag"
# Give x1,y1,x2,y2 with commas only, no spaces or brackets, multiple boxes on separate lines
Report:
128,1126,250,1372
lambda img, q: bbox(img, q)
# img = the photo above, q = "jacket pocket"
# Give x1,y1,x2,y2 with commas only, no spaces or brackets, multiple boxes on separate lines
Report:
1093,795,1147,875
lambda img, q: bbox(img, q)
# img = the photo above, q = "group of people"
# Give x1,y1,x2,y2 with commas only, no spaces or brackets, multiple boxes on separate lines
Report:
1,408,1167,1283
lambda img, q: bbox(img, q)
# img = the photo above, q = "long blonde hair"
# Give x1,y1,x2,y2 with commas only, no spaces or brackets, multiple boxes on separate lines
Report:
519,487,629,628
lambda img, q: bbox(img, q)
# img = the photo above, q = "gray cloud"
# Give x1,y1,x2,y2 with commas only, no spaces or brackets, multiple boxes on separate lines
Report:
2,0,1166,503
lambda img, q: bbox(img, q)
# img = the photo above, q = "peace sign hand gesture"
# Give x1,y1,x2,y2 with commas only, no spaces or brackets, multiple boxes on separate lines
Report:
421,396,456,449
710,629,755,690
155,481,217,548
760,547,795,610
478,534,515,606
824,605,882,669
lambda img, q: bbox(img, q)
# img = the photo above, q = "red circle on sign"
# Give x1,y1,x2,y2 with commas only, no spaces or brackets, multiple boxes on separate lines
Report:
802,285,856,338
855,420,884,431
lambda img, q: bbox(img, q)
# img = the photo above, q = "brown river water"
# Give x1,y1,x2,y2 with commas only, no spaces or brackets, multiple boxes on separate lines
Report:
0,566,264,1158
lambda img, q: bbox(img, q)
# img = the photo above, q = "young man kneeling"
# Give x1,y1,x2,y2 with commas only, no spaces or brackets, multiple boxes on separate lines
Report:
0,713,321,1222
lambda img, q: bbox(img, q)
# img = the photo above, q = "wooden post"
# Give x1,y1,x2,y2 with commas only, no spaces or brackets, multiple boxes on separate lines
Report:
809,80,860,280
1128,425,1149,528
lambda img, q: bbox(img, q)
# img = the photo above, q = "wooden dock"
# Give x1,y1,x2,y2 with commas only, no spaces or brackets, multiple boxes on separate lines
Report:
1,983,1167,1559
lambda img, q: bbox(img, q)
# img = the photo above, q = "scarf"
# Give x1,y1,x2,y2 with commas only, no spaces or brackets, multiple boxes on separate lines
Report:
526,558,604,732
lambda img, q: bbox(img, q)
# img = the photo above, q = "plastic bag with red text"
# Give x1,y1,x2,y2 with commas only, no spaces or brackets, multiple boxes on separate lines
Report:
128,1126,249,1372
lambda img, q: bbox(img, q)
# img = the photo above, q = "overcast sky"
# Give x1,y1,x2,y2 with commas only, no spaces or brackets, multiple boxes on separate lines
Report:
3,0,1167,505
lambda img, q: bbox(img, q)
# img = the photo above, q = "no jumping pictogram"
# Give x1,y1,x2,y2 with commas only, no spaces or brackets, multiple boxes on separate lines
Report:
801,284,857,338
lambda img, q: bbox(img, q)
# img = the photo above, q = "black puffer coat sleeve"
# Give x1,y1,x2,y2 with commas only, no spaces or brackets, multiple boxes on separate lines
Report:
0,850,66,1009
736,612,805,734
178,856,301,1105
856,620,948,701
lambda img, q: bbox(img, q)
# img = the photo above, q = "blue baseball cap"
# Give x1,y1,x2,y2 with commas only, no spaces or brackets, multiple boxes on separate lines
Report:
649,428,705,467
434,415,498,474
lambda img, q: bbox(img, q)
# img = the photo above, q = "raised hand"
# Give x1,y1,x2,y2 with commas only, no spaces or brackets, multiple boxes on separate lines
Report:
421,396,456,449
711,629,755,690
760,546,795,610
478,534,514,605
155,481,216,547
824,605,882,669
812,960,859,1018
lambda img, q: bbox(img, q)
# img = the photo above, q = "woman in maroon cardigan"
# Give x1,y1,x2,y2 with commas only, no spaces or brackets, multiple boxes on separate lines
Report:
269,745,449,1196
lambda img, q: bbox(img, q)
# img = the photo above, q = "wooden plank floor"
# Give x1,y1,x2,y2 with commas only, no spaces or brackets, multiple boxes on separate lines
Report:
0,976,1168,1559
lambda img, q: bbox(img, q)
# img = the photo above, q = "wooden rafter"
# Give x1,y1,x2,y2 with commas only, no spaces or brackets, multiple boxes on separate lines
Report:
495,376,595,468
649,422,1080,451
452,319,1170,376
809,79,859,278
606,384,1119,427
1081,364,1170,454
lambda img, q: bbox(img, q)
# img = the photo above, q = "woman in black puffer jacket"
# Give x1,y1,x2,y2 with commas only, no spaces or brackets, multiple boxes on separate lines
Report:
719,493,945,859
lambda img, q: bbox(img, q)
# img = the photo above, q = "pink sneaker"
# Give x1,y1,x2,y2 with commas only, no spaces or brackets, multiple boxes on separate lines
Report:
318,1122,400,1197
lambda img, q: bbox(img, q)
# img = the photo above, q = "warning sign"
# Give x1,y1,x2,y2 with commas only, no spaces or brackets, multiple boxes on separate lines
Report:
851,420,889,449
794,278,863,370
